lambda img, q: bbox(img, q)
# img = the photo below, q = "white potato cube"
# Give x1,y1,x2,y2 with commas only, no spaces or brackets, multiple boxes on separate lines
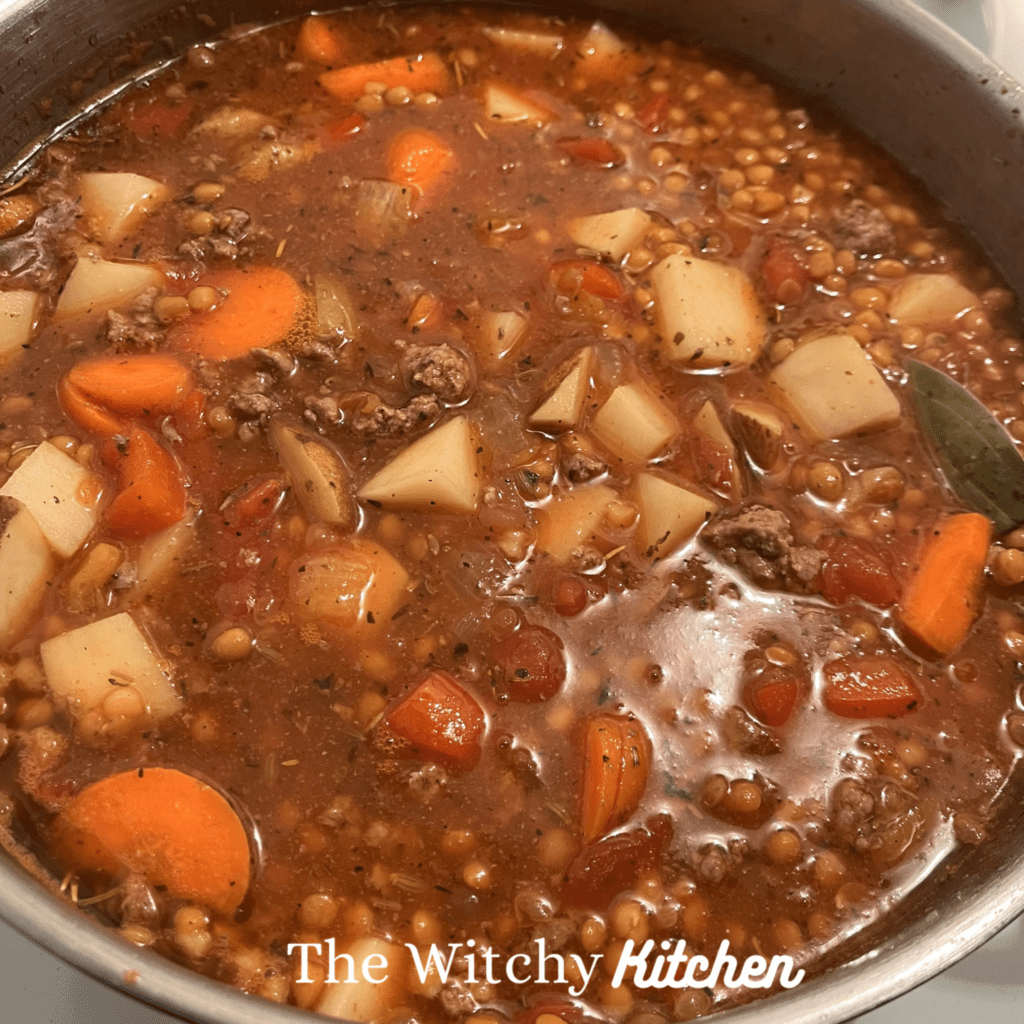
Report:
0,497,56,652
651,254,767,369
887,273,978,327
357,416,481,515
132,512,196,601
0,442,103,558
474,309,529,368
529,347,594,432
767,333,901,441
77,172,170,246
290,539,410,633
318,938,409,1022
568,208,651,262
536,484,617,563
634,473,717,560
482,83,553,125
0,290,41,362
482,26,564,57
54,257,163,322
40,612,181,720
592,382,678,463
574,22,639,78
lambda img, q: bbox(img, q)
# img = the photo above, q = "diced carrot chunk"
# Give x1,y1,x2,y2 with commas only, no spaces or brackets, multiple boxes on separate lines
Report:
65,353,193,417
170,267,304,361
820,535,901,607
550,260,624,300
296,15,347,66
824,655,922,719
581,714,651,841
899,513,991,657
51,767,250,914
58,378,127,436
387,128,456,197
556,137,625,167
382,670,486,771
103,426,187,539
319,53,451,103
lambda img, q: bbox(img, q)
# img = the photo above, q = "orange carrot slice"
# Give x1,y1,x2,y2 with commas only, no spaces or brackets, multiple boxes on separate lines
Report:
103,426,187,539
581,714,651,841
52,767,251,915
58,377,127,436
381,670,486,771
296,15,347,66
387,128,456,197
899,512,991,657
170,267,304,361
318,52,452,103
824,655,922,719
65,353,193,417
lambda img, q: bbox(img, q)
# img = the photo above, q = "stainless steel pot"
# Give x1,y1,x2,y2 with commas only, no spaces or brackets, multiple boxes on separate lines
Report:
1,2,1022,1022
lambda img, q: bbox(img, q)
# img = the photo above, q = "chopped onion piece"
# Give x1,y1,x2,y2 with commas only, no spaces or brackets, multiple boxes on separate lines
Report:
354,179,414,240
314,273,359,343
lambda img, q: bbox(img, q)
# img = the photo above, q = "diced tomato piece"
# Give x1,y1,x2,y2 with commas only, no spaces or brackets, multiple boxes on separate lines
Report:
761,243,808,304
555,137,625,167
102,427,187,540
746,675,799,727
381,670,486,770
320,113,366,148
823,655,922,719
223,478,286,532
550,260,624,300
636,93,671,133
124,100,193,140
562,815,672,908
694,435,738,498
493,624,567,702
820,536,901,607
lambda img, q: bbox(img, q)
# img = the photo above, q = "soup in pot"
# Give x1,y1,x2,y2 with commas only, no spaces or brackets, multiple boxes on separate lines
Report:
1,5,1022,1022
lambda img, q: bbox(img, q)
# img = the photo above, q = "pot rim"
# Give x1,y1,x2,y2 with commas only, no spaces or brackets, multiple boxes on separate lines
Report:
1,2,1022,1023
